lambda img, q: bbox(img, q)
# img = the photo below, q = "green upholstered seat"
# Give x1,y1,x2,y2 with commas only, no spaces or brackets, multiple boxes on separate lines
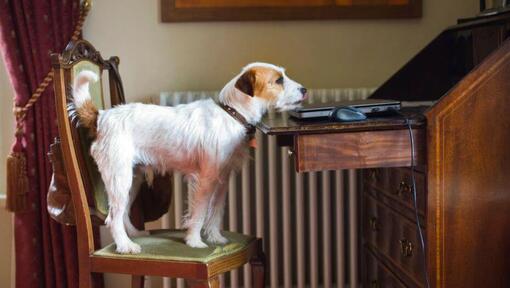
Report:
94,230,256,263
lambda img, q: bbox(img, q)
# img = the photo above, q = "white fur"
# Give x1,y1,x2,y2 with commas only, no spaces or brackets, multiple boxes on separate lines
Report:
73,70,98,107
72,63,306,253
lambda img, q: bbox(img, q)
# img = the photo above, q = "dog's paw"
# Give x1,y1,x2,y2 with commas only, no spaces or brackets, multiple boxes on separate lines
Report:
207,232,229,245
185,235,208,248
115,241,142,254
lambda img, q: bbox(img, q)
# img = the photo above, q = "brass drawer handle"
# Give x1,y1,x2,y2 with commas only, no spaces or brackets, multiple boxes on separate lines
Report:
369,216,378,231
399,239,414,257
369,169,379,182
371,280,380,288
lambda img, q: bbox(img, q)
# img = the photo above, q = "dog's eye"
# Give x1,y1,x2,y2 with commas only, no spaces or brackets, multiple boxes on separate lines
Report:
275,76,284,85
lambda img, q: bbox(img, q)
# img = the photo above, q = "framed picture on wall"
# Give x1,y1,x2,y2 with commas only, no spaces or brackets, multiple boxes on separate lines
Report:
161,0,422,22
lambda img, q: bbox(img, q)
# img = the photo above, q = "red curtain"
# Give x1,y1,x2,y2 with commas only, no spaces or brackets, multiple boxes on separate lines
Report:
0,1,86,287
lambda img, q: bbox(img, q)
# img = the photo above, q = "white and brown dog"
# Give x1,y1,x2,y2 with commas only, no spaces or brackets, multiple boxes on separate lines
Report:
72,63,307,253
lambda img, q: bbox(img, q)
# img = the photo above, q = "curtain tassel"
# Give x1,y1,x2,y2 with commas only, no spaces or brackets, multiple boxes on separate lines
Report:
5,118,29,213
6,151,29,212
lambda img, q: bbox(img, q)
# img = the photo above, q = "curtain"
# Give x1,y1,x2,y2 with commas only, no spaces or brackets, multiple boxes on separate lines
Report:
0,1,96,287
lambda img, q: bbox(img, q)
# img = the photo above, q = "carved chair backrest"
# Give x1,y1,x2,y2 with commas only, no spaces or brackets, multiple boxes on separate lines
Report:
52,40,125,248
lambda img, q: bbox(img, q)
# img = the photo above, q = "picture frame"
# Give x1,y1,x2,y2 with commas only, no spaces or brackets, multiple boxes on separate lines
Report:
161,0,422,22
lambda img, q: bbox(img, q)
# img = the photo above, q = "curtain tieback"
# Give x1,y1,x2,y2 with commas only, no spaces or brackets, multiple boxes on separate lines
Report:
6,0,92,213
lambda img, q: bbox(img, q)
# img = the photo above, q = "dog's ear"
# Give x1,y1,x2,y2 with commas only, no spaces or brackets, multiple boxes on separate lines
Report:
235,69,256,97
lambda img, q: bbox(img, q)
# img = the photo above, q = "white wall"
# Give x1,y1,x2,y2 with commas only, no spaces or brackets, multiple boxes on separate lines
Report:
83,0,478,103
0,206,12,288
0,46,14,288
1,57,14,195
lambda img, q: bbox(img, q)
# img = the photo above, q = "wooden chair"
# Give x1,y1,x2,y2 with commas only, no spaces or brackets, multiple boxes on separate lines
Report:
51,39,265,288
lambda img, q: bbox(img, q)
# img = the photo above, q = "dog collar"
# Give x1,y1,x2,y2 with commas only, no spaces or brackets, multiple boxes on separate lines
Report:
218,103,256,136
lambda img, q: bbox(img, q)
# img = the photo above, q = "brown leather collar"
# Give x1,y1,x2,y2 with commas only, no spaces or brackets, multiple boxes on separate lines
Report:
218,103,256,136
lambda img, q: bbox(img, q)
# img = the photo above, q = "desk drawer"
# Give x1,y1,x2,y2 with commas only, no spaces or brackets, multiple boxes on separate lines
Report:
364,194,425,285
364,168,426,218
294,129,425,172
365,248,407,288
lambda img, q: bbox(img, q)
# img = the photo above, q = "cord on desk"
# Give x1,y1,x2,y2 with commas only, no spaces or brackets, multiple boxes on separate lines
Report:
396,110,431,288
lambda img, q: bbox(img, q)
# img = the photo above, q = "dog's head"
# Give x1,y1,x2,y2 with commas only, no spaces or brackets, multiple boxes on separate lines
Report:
233,62,307,111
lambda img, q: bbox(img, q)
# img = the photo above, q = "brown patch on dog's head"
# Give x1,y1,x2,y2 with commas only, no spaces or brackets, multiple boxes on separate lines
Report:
235,66,284,102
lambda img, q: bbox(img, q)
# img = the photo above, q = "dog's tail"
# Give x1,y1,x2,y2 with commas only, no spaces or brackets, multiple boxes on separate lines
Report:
72,70,99,136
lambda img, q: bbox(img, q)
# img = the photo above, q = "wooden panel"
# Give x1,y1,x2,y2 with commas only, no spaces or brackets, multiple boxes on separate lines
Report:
294,129,424,172
364,248,407,288
363,194,425,286
472,25,504,66
426,39,510,287
364,168,427,221
371,12,510,103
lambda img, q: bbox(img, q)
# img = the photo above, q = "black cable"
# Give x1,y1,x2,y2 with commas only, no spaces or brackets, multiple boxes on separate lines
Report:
398,111,431,288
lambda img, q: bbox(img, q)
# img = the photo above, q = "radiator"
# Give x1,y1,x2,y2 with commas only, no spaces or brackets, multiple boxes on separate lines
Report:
158,88,374,288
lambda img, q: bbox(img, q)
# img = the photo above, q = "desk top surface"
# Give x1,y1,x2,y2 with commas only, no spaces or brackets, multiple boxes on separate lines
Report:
257,108,427,136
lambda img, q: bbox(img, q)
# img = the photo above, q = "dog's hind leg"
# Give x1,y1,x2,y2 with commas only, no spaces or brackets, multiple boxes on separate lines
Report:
98,147,141,254
123,169,149,237
184,171,217,248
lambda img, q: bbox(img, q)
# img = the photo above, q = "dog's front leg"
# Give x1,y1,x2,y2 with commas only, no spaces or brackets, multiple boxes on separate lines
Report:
204,178,229,245
184,173,216,248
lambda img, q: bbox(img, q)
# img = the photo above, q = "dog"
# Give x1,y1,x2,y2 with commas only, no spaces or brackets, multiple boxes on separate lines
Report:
72,62,307,253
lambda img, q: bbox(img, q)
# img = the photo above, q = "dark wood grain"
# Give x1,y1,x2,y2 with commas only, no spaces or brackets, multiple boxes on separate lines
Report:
294,129,425,172
363,168,427,224
426,38,510,288
369,11,510,102
161,0,422,22
364,194,425,287
472,25,505,65
364,247,408,288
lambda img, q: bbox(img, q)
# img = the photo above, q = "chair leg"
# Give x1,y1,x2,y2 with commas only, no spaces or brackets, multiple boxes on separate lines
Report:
186,276,220,288
131,275,144,288
79,269,103,288
250,249,266,288
78,268,94,288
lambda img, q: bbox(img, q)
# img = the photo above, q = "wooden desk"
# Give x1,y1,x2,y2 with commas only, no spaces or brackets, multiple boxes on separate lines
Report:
258,11,510,288
258,109,426,172
259,107,431,287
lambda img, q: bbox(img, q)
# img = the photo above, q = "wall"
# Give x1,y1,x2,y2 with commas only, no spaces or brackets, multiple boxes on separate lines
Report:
0,54,14,288
0,205,12,288
1,57,14,195
83,0,478,103
0,0,478,287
